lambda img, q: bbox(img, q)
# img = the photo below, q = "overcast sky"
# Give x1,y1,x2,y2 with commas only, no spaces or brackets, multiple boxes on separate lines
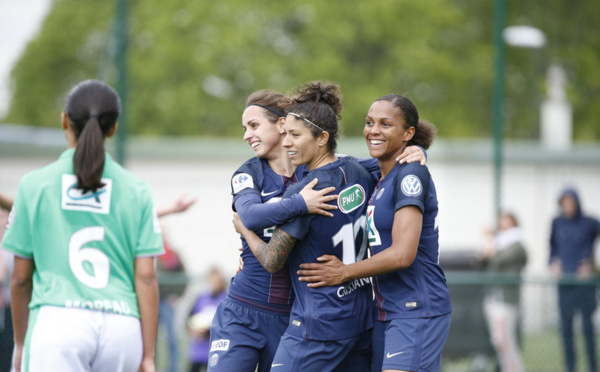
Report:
0,0,53,119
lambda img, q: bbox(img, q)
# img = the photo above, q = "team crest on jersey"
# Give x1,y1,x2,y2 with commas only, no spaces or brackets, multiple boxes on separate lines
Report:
232,173,254,194
338,184,366,214
401,175,422,197
61,174,112,214
209,353,219,367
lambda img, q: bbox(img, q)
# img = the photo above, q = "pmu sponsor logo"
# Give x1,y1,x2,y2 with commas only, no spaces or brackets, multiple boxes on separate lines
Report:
65,299,131,315
210,339,230,352
337,277,371,298
338,184,366,214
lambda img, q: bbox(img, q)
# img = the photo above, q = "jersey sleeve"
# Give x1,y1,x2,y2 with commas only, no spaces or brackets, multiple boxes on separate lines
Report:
135,186,165,257
392,163,430,214
234,193,308,231
278,214,314,240
1,181,33,259
277,180,316,239
231,163,261,210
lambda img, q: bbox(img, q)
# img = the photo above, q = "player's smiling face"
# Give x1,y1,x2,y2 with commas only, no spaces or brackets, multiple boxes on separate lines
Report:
282,115,322,169
241,105,284,159
364,100,414,161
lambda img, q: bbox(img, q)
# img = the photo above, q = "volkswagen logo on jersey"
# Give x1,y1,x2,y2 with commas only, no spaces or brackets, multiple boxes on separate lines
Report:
401,175,422,197
338,184,366,214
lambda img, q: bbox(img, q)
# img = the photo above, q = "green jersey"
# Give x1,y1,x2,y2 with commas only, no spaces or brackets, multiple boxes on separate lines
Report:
2,149,164,318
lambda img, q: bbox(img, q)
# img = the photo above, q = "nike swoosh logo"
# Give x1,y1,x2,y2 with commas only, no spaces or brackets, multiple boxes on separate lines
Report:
261,190,278,197
387,351,405,358
271,363,284,367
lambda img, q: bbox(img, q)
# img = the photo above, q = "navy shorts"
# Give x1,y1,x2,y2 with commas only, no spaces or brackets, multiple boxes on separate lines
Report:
207,297,289,372
372,313,451,372
270,330,372,372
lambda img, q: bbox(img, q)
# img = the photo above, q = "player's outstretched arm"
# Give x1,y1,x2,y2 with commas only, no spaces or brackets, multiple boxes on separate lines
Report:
10,256,34,372
298,206,422,287
235,179,337,231
156,194,196,218
135,257,159,372
233,213,296,274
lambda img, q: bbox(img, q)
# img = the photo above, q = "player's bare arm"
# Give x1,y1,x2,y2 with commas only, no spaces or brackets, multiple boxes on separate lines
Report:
233,213,296,273
11,257,35,372
298,206,422,287
253,229,296,274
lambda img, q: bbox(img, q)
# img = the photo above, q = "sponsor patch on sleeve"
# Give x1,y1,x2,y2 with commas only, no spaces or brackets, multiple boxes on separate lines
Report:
231,173,254,194
400,175,422,197
210,339,230,352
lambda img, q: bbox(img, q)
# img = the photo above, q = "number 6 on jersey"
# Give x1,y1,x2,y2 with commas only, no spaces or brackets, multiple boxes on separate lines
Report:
69,226,110,289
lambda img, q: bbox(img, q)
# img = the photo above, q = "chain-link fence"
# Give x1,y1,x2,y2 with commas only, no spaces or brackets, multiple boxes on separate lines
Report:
1,272,598,372
441,252,599,372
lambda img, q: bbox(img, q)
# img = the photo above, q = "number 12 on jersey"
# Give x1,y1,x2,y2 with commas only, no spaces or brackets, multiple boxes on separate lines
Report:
331,215,368,264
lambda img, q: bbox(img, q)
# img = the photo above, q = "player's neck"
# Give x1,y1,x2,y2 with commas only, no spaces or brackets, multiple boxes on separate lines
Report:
379,147,406,179
307,152,336,171
268,151,296,177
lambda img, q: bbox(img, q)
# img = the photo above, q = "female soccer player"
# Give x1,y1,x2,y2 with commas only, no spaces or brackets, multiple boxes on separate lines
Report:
233,82,374,371
297,95,452,372
2,80,163,372
207,89,339,372
210,89,426,372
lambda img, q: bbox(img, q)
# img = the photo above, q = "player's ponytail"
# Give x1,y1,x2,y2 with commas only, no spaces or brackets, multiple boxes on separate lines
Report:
287,81,342,153
375,94,436,150
410,120,436,150
246,90,292,123
65,80,121,191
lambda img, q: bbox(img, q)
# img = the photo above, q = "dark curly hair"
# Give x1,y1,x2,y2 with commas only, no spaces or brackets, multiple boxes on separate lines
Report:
286,81,342,153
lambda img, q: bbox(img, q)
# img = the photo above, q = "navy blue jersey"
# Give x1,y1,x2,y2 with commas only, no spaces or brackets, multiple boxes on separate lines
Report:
229,157,308,312
279,158,374,341
368,162,452,320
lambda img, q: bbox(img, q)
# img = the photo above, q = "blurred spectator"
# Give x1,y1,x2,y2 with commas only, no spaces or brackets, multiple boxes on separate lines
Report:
550,188,599,372
0,195,14,372
157,194,196,372
479,212,528,372
187,268,228,372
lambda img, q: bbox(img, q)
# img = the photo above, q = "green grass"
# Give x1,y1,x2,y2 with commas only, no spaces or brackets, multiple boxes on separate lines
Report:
443,330,600,372
153,327,600,372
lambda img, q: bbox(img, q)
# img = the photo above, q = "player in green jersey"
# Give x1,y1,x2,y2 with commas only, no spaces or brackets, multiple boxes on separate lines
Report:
2,80,164,372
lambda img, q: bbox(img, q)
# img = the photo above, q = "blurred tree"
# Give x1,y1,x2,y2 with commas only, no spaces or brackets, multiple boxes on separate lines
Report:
3,0,600,140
